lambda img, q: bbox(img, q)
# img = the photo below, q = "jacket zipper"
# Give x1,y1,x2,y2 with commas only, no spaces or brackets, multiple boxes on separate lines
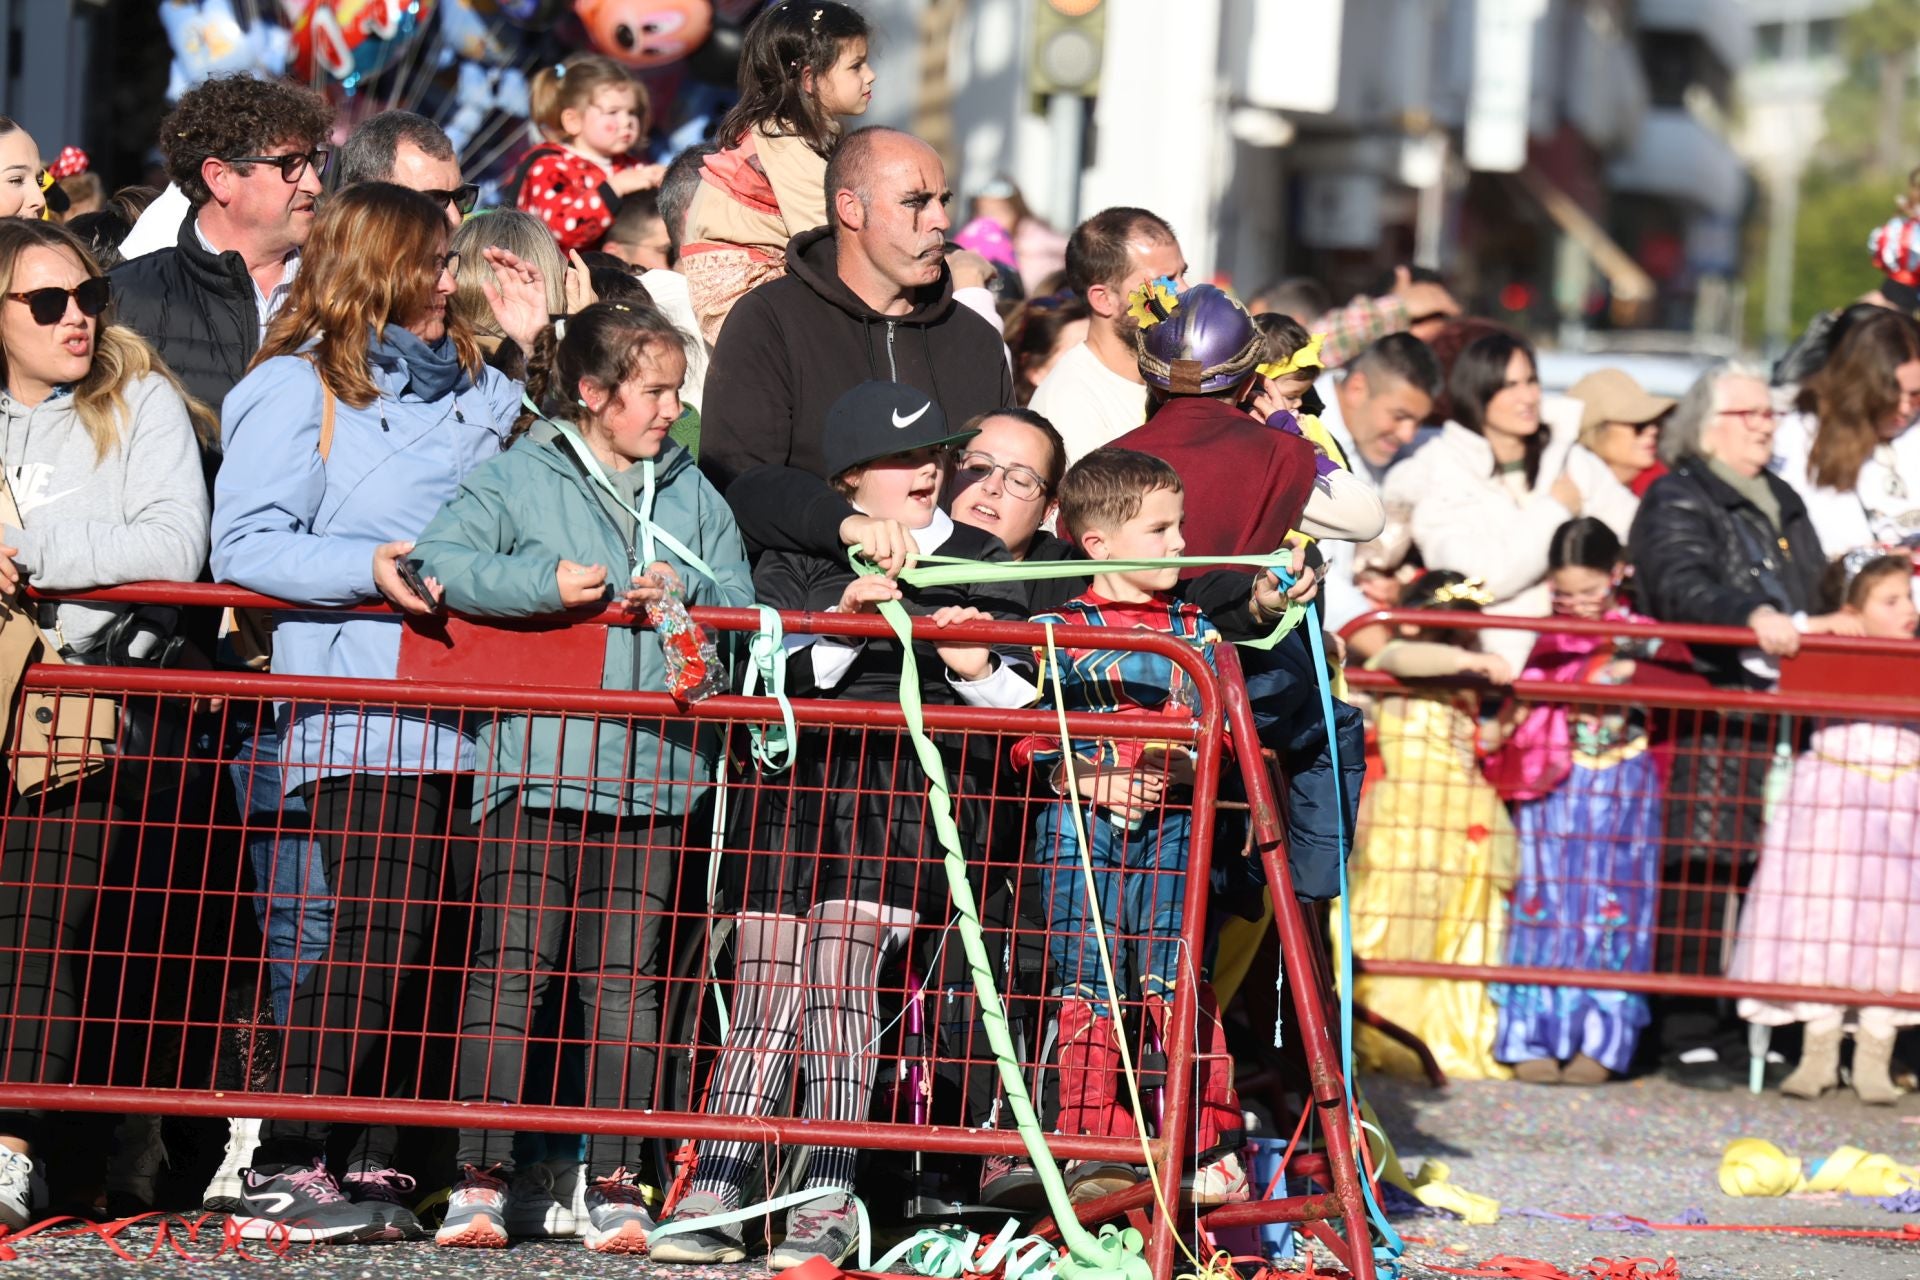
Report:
558,444,644,690
886,321,898,380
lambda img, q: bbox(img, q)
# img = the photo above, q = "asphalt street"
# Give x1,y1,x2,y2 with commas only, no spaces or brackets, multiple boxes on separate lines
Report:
8,1075,1920,1277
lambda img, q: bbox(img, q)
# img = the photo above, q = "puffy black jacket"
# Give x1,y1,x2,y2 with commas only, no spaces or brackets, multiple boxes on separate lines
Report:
109,213,262,432
699,227,1015,492
1629,453,1826,688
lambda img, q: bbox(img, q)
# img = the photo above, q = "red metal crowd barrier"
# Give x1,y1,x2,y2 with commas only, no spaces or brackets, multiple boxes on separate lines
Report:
1336,608,1920,1084
0,585,1378,1278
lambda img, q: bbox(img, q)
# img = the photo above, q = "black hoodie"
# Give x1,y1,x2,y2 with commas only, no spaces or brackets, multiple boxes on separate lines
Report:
699,227,1015,492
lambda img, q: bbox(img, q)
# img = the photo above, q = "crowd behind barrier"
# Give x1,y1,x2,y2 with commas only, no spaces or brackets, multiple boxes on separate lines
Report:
8,15,1920,1272
0,588,1381,1280
1337,608,1920,1093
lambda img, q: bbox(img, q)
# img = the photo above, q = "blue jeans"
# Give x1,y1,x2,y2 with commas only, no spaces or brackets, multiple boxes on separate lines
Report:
1034,799,1191,1017
230,727,332,1025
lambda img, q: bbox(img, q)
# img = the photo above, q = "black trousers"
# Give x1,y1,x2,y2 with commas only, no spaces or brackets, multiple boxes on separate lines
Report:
258,772,475,1172
454,804,674,1177
0,776,116,1094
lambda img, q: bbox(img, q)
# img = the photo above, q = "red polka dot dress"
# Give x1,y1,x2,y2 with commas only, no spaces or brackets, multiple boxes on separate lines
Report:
516,143,637,253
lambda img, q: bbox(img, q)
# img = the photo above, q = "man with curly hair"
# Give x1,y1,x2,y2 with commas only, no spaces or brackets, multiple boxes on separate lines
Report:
110,75,333,431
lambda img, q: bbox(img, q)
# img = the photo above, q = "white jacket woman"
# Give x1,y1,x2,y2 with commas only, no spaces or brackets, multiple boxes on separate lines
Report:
1384,332,1635,667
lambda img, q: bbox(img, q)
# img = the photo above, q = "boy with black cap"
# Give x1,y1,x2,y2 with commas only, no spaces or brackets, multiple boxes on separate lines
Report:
656,380,1035,1271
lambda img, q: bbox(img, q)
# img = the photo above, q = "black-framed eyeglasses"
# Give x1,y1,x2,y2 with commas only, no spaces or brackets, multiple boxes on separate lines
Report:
421,183,480,216
225,148,330,183
431,251,462,278
954,450,1047,500
5,278,109,326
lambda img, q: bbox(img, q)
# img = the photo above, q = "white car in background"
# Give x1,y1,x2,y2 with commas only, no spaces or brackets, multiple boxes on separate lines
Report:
1533,348,1722,400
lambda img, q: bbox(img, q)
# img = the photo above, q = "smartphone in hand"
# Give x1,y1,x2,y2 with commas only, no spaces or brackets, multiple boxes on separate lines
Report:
397,557,442,612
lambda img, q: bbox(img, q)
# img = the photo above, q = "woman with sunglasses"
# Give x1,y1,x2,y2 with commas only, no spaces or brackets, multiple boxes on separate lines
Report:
0,218,211,1227
210,183,548,1245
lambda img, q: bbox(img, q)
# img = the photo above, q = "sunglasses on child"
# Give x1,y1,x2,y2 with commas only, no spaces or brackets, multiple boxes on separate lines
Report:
5,277,110,325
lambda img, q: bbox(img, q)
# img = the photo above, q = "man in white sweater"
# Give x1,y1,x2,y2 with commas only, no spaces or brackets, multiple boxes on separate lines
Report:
1029,207,1186,463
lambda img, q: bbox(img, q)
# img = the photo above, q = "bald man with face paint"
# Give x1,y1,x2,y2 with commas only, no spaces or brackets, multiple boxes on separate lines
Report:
698,126,1015,494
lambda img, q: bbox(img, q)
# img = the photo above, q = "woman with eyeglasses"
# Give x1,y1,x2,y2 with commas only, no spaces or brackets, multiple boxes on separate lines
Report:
1627,361,1859,1087
0,119,47,221
210,183,549,1245
0,218,211,1227
1771,306,1920,560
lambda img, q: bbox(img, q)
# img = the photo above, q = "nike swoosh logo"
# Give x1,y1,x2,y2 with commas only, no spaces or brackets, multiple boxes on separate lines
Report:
245,1191,297,1215
891,403,932,429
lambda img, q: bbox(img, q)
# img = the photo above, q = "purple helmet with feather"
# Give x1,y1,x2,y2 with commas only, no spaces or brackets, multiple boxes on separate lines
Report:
1132,281,1262,395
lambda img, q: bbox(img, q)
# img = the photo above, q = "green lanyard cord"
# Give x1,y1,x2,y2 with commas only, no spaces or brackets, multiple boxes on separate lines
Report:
853,549,1148,1280
523,394,796,773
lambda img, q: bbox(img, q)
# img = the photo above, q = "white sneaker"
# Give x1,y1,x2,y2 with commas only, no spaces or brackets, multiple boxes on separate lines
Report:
0,1150,45,1231
1191,1149,1250,1205
505,1159,583,1237
201,1117,261,1213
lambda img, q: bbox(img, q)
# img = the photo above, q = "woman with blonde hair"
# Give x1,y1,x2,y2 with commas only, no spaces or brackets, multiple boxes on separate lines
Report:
0,217,210,1226
451,209,566,378
211,182,548,1246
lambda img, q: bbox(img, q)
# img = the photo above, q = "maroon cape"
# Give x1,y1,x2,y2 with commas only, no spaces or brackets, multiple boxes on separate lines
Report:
1112,396,1318,566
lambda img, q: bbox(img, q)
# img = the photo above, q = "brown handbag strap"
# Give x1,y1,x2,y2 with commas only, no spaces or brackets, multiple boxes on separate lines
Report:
0,465,57,668
309,356,337,462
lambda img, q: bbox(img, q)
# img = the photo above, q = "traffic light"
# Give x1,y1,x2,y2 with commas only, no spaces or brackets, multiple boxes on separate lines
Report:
1029,0,1106,98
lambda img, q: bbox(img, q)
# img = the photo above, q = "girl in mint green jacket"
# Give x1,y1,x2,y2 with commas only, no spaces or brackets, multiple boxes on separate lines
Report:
412,303,752,1254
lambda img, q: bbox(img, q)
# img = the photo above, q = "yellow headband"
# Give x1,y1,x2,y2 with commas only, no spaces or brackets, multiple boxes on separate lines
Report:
1430,577,1495,608
1256,332,1326,381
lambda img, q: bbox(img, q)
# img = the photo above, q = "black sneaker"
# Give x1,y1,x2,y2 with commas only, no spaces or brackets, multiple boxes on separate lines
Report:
979,1153,1046,1209
229,1161,388,1244
342,1168,426,1241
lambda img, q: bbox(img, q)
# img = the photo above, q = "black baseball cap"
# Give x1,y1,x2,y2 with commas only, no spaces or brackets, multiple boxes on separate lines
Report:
821,380,979,478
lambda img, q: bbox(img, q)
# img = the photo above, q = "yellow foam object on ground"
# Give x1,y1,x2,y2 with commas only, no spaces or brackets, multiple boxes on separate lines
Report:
1409,1157,1501,1224
1719,1139,1920,1197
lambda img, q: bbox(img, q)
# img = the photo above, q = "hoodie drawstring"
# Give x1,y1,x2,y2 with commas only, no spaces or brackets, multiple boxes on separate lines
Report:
921,327,945,422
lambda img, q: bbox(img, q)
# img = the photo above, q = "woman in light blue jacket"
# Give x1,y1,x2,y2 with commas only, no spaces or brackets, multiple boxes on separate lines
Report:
209,183,548,1246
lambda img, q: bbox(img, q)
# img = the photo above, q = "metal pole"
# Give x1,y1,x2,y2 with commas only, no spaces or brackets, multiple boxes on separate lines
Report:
1048,92,1084,230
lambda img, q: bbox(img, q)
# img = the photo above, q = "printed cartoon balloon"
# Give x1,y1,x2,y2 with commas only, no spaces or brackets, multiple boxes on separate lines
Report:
289,0,438,91
573,0,714,69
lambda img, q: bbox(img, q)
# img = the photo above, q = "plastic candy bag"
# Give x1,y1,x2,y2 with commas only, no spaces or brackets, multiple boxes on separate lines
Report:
643,572,727,702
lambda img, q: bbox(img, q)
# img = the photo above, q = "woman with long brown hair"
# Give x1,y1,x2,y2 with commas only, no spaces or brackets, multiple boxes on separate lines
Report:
210,183,547,1245
0,217,209,1228
1775,305,1920,557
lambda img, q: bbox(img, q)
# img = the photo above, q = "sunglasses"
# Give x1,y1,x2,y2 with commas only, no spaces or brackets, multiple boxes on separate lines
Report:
5,277,109,325
421,184,480,216
225,149,330,182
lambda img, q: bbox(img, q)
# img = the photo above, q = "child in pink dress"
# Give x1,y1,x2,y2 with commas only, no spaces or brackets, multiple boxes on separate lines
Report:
1729,552,1920,1103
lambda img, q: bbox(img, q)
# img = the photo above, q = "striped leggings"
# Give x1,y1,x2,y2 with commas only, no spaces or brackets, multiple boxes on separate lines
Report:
689,902,913,1203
